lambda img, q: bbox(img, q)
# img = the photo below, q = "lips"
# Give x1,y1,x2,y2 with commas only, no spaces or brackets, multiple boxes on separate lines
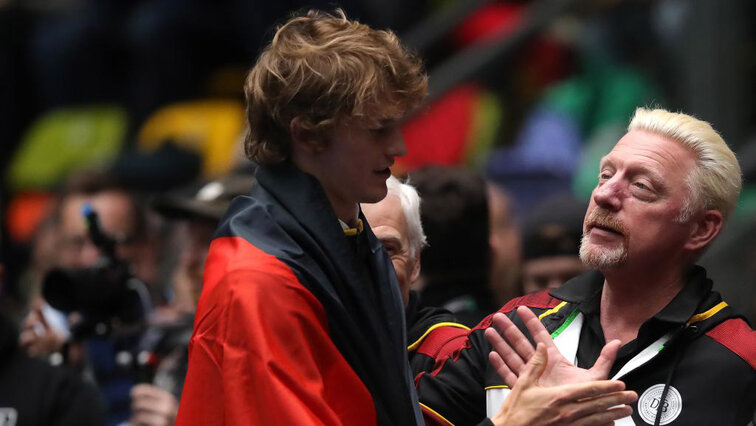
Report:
374,162,394,177
588,222,623,236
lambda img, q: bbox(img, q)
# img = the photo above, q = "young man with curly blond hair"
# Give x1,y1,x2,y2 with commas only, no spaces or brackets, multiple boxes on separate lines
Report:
176,10,428,425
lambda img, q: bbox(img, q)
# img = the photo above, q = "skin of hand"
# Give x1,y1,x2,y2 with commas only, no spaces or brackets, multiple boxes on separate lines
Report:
491,343,637,426
484,306,622,387
18,302,66,357
129,384,179,426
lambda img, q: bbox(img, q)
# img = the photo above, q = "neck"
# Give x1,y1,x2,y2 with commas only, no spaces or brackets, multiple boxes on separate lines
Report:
599,264,686,344
333,202,359,226
291,157,359,226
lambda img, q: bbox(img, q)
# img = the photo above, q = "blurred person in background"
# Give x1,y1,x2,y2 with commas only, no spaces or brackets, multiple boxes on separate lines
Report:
19,170,159,359
520,195,587,294
128,171,255,426
487,182,523,306
361,176,426,308
361,176,468,375
18,169,159,425
0,228,106,426
411,165,496,327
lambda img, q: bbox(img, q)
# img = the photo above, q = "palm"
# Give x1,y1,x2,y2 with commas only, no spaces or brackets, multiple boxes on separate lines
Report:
537,345,607,387
485,307,620,388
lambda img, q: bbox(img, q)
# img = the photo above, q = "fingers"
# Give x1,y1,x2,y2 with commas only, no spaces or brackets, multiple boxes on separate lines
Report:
131,385,178,423
516,306,557,351
569,390,638,420
554,379,627,402
485,324,527,379
488,313,534,375
130,410,172,426
589,339,621,379
131,384,174,402
516,343,548,388
34,304,50,329
495,312,537,361
488,349,518,387
571,405,635,426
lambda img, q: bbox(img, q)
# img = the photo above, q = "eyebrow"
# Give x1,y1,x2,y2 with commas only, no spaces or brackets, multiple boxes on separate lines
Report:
379,235,402,245
599,156,666,187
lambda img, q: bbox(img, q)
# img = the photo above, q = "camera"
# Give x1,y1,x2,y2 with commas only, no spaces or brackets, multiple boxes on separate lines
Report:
41,204,150,340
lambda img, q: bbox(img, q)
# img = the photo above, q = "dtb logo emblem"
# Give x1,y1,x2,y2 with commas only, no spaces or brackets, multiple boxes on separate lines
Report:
638,384,682,425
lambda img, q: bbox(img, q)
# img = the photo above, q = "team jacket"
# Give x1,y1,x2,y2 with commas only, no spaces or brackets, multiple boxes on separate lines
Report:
176,162,422,425
416,267,756,426
405,291,470,376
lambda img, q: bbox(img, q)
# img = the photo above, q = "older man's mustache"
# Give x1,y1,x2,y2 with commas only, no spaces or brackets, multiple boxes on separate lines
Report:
584,208,628,237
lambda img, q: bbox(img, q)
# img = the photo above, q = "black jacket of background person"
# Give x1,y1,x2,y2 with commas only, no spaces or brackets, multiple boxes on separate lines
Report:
0,314,104,426
417,266,756,426
177,162,422,425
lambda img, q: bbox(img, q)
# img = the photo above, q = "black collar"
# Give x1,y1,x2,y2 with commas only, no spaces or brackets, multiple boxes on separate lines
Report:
550,266,714,325
255,162,383,253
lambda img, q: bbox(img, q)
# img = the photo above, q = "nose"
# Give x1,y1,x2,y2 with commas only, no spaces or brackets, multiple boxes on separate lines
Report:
592,177,622,211
387,127,407,158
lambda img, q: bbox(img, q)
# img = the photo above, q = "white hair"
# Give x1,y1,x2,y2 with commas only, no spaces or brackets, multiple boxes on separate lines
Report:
385,175,427,256
628,108,742,221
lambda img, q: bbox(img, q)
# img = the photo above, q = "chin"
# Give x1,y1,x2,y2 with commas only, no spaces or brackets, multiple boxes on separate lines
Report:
579,236,627,269
363,186,388,203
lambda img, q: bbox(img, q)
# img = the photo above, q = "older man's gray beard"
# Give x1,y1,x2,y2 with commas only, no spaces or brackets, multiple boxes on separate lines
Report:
579,233,628,269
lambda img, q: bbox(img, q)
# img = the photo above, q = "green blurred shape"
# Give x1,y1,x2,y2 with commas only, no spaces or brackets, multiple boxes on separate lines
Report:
7,105,127,191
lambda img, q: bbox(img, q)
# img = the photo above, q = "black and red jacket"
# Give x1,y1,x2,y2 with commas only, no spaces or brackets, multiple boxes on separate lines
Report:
416,267,756,425
176,162,422,425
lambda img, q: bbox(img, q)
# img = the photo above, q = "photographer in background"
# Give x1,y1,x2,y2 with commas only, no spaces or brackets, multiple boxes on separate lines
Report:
128,171,255,426
0,216,105,426
19,170,159,425
20,170,159,359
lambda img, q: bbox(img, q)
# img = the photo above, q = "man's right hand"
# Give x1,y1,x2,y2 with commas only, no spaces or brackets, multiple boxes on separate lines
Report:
491,343,637,426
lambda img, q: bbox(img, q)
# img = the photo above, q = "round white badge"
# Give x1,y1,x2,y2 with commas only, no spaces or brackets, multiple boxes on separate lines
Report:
637,384,683,425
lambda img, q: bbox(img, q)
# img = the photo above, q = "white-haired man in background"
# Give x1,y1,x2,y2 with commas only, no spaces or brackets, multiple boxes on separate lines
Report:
416,108,755,426
362,176,427,306
362,176,467,374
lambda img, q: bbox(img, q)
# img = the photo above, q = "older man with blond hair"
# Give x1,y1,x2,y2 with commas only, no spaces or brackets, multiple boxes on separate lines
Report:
417,108,755,426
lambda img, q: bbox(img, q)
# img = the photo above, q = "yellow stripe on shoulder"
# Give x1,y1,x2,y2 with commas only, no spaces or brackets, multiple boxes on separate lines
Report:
686,301,728,326
407,322,470,351
538,301,567,320
419,402,455,426
484,385,510,390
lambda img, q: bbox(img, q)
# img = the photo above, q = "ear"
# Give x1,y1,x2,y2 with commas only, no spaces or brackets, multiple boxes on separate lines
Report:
289,116,325,155
684,209,724,252
410,252,421,284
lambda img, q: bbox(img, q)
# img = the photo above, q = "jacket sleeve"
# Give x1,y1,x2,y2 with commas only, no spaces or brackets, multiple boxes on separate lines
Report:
416,293,559,425
416,314,495,426
176,263,376,426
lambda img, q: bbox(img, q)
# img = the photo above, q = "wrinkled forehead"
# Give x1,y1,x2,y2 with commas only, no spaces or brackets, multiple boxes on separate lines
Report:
362,195,408,232
602,130,697,177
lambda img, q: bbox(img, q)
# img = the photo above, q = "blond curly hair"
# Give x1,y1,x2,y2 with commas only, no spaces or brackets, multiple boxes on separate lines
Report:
244,9,428,165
